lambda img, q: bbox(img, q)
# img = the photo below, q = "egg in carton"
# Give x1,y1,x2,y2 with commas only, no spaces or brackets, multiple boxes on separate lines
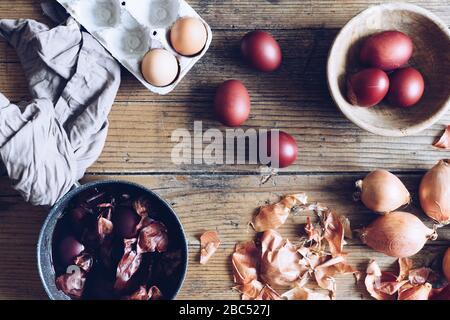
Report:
56,0,212,95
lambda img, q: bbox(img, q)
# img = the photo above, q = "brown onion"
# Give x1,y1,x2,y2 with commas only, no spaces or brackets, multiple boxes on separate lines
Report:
443,248,450,282
419,160,450,225
361,212,437,258
356,170,410,213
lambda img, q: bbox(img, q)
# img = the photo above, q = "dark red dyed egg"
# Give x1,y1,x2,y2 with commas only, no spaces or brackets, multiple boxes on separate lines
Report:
388,67,424,108
214,80,251,127
70,207,88,233
113,207,140,239
267,131,298,169
360,31,413,71
241,30,282,72
58,235,85,266
347,68,390,107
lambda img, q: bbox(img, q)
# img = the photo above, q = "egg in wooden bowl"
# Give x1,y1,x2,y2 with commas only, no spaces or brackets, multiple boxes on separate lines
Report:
327,3,450,137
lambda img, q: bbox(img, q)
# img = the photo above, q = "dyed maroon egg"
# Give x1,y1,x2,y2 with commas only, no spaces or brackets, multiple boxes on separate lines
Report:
360,31,413,71
388,67,425,108
113,207,140,239
267,131,298,169
58,235,85,266
347,68,390,107
70,207,88,234
241,30,282,72
214,80,251,127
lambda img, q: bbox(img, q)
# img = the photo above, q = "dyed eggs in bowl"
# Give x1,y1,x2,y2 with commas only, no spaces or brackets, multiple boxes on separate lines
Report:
327,3,450,136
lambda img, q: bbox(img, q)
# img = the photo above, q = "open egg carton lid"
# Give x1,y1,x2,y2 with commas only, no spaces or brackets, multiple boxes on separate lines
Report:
57,0,212,95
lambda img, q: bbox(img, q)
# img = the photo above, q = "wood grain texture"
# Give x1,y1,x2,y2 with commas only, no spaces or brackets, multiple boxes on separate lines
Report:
0,30,448,173
0,0,449,301
0,175,448,300
1,0,449,29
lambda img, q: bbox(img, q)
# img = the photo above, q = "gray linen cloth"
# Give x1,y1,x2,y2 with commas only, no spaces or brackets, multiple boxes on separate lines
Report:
0,17,121,205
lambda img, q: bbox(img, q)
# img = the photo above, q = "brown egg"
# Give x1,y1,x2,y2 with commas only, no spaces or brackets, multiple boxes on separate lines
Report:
141,49,179,87
170,17,207,56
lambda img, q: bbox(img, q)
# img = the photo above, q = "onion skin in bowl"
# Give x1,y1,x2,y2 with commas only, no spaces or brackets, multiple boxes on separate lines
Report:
360,211,437,258
356,170,410,214
419,160,450,225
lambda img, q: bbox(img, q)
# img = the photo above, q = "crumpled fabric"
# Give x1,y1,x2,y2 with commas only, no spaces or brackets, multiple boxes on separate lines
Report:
0,15,121,206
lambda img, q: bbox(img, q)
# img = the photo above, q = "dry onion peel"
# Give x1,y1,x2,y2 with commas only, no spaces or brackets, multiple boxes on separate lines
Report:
305,216,321,243
200,231,221,265
127,285,163,300
233,279,264,300
314,256,357,299
365,260,405,300
340,215,353,239
408,267,434,285
322,211,346,256
433,125,450,150
398,283,432,300
365,258,448,300
355,170,411,214
233,193,357,300
114,238,142,292
419,159,450,225
398,257,433,285
360,211,437,258
231,241,259,285
254,285,282,300
137,221,169,254
281,286,330,300
397,257,413,281
233,279,282,301
251,193,307,232
55,269,87,299
260,230,307,287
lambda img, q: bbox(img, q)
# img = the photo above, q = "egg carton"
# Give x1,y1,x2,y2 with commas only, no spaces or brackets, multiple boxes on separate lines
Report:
57,0,212,95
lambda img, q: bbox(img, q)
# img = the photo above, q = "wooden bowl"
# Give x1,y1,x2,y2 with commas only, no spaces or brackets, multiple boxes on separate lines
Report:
327,3,450,137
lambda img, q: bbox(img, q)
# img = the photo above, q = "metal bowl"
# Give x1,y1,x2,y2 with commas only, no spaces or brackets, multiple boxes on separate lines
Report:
37,180,188,300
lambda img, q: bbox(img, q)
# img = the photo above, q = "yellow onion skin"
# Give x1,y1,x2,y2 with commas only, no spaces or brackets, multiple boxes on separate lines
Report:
398,284,432,300
443,248,450,282
357,170,410,214
361,212,436,258
419,160,450,225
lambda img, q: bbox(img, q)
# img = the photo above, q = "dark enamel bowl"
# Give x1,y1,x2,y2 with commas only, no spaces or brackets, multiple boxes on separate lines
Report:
37,180,188,300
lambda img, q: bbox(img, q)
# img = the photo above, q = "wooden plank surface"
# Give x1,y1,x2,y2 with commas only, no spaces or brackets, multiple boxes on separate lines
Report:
0,32,448,173
0,175,448,300
0,0,449,29
0,0,449,301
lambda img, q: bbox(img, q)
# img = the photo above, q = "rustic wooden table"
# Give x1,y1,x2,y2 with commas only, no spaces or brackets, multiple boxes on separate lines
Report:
0,0,449,300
